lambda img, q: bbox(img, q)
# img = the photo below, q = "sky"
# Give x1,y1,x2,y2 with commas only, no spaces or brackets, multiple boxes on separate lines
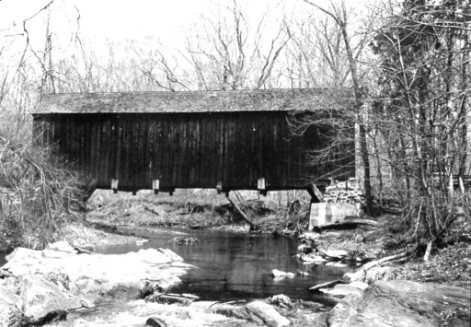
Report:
0,0,373,73
0,0,371,47
0,0,295,47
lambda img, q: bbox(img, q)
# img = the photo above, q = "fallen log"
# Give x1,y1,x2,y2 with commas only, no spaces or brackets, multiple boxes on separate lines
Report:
344,251,411,282
225,193,259,230
361,251,409,271
146,293,195,305
309,279,346,292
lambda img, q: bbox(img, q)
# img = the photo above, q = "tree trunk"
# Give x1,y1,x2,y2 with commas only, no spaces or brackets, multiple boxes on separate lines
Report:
339,21,373,214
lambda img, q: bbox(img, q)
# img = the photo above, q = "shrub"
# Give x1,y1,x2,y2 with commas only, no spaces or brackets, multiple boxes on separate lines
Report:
0,136,85,250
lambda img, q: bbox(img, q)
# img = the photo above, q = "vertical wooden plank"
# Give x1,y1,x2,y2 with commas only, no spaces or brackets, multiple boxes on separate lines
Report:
170,116,177,188
114,116,122,189
145,115,154,188
93,119,100,181
120,117,129,189
159,116,167,189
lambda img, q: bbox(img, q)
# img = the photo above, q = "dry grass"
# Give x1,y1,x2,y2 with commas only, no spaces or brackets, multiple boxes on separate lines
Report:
86,189,310,232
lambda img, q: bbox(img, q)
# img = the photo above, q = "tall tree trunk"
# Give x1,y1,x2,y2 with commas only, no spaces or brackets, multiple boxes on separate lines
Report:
339,21,373,214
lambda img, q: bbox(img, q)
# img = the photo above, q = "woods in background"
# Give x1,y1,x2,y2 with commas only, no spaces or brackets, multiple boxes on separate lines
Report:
0,0,470,248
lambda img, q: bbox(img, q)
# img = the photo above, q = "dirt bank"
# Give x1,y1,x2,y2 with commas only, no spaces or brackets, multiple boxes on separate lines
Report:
296,213,471,327
86,189,309,233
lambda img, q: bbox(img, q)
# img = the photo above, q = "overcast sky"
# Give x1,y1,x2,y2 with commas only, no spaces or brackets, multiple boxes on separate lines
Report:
0,0,364,48
1,0,295,44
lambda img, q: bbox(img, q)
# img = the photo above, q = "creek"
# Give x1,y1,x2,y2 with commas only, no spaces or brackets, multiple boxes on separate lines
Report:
96,227,347,303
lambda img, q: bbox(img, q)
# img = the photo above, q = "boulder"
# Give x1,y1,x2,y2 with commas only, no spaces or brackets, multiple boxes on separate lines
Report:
267,294,292,308
344,266,394,283
328,280,471,327
272,269,295,279
246,301,291,327
319,284,364,298
146,316,168,327
210,301,290,326
4,246,190,301
211,303,263,323
0,285,23,327
1,243,193,324
18,276,84,323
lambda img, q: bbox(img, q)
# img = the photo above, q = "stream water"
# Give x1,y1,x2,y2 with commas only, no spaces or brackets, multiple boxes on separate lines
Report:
0,227,348,326
0,227,347,302
96,227,347,302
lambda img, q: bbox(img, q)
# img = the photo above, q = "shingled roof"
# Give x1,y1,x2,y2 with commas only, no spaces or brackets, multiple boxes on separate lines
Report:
35,88,352,114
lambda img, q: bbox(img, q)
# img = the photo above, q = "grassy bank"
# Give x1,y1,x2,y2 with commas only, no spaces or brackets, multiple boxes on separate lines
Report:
86,188,310,233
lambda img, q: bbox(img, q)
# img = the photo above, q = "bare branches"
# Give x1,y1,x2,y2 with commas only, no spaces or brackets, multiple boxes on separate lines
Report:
182,0,290,90
255,22,291,89
370,0,471,239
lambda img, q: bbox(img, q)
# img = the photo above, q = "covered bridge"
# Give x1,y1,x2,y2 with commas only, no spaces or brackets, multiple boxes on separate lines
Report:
33,88,354,195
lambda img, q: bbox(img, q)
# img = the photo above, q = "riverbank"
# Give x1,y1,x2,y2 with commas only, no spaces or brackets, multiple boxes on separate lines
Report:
2,189,470,327
293,212,471,326
85,189,309,233
82,189,471,326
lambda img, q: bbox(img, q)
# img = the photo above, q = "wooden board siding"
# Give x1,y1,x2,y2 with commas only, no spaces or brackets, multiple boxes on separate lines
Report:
32,111,354,192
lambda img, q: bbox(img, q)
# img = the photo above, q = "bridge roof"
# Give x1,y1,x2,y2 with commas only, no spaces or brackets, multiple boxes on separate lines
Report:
36,88,352,114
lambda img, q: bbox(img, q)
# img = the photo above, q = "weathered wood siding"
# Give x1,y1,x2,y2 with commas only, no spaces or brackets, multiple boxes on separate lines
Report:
32,111,353,192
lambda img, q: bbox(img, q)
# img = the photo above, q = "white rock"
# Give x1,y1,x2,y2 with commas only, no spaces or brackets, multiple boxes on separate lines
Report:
272,269,287,279
298,254,327,264
246,301,290,327
349,281,369,291
0,285,23,327
19,276,84,322
319,284,363,297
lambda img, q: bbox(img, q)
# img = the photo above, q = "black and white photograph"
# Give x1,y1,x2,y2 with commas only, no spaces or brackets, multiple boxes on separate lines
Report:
0,0,470,326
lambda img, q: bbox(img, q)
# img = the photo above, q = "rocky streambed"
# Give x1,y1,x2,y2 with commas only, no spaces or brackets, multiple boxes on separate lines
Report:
0,240,322,327
0,241,193,326
1,227,470,327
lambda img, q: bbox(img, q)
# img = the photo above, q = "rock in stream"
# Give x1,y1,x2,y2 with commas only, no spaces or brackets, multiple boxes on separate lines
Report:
0,241,193,326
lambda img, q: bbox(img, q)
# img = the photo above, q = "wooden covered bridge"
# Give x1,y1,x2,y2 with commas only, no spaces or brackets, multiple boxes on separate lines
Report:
33,88,354,196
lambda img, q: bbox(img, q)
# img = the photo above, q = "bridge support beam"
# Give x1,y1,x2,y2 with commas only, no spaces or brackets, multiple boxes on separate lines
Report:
216,181,223,195
257,177,267,196
307,183,323,203
111,179,119,194
152,179,160,195
307,183,325,231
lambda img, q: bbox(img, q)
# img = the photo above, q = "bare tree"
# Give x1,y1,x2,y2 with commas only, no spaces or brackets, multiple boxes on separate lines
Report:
302,0,382,213
371,0,471,242
183,0,291,90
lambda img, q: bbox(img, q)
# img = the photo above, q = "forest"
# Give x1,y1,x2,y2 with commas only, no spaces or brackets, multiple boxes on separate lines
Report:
0,0,470,289
0,1,470,326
